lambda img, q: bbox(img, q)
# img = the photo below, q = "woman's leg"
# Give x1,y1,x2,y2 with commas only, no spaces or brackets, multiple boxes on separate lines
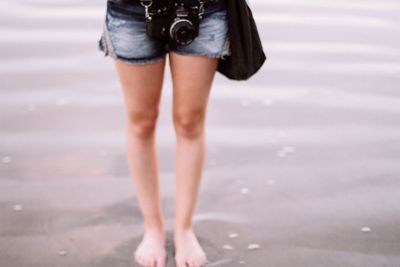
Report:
114,56,168,267
169,52,219,267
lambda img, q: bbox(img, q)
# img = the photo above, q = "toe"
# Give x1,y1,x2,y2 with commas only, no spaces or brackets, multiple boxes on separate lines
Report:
156,256,167,267
134,254,144,266
199,256,208,266
147,258,156,267
175,258,186,267
196,260,204,267
195,256,206,267
143,258,151,267
134,249,144,264
188,260,199,267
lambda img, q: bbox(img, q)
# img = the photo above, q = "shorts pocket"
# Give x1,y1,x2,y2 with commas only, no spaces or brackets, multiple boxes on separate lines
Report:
98,20,117,58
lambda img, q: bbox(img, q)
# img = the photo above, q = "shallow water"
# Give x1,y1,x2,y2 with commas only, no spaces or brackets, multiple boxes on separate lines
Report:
1,0,400,266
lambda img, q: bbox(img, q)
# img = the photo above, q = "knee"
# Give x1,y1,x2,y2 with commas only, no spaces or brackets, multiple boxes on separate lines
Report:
173,108,205,139
126,110,159,138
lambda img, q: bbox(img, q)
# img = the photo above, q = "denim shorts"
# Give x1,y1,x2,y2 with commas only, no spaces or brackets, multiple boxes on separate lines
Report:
97,0,231,65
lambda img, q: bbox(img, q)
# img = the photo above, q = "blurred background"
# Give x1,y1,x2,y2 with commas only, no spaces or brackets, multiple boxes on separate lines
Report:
1,0,400,266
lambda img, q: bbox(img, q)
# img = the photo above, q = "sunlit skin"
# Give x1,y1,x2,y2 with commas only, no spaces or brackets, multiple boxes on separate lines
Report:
114,51,219,267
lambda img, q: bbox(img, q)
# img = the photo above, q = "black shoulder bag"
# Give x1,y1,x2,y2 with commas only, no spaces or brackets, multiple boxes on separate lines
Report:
217,0,267,81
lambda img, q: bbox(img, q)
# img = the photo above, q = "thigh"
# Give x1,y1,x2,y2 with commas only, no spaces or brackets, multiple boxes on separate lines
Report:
102,1,167,117
169,0,228,114
169,52,219,116
115,56,166,119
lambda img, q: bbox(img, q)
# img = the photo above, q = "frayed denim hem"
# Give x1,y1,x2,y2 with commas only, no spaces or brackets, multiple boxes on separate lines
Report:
170,46,230,60
113,53,166,65
98,40,166,65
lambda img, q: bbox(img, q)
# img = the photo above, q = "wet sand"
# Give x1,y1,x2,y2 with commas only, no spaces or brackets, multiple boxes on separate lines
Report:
1,0,400,266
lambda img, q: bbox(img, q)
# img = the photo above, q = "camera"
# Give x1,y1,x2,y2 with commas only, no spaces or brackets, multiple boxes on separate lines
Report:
140,0,204,46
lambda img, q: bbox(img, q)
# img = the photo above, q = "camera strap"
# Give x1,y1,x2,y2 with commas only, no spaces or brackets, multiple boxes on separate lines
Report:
140,0,152,20
198,0,206,18
139,0,210,20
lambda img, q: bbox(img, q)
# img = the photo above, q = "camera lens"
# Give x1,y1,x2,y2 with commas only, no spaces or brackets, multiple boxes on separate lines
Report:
170,19,195,45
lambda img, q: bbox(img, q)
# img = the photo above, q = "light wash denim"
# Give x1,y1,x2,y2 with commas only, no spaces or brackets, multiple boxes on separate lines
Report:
98,0,231,65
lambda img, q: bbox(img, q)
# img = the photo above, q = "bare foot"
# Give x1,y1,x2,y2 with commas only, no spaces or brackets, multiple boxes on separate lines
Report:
134,228,167,267
174,228,208,267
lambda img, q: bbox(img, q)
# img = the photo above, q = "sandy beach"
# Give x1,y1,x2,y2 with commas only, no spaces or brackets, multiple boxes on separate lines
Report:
1,0,400,266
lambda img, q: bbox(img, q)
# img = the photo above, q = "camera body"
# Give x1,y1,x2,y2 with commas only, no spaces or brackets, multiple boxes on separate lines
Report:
143,0,202,46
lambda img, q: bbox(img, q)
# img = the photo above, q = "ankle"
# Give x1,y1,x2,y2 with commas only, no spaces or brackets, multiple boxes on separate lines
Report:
173,223,194,234
174,226,194,236
143,219,165,233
